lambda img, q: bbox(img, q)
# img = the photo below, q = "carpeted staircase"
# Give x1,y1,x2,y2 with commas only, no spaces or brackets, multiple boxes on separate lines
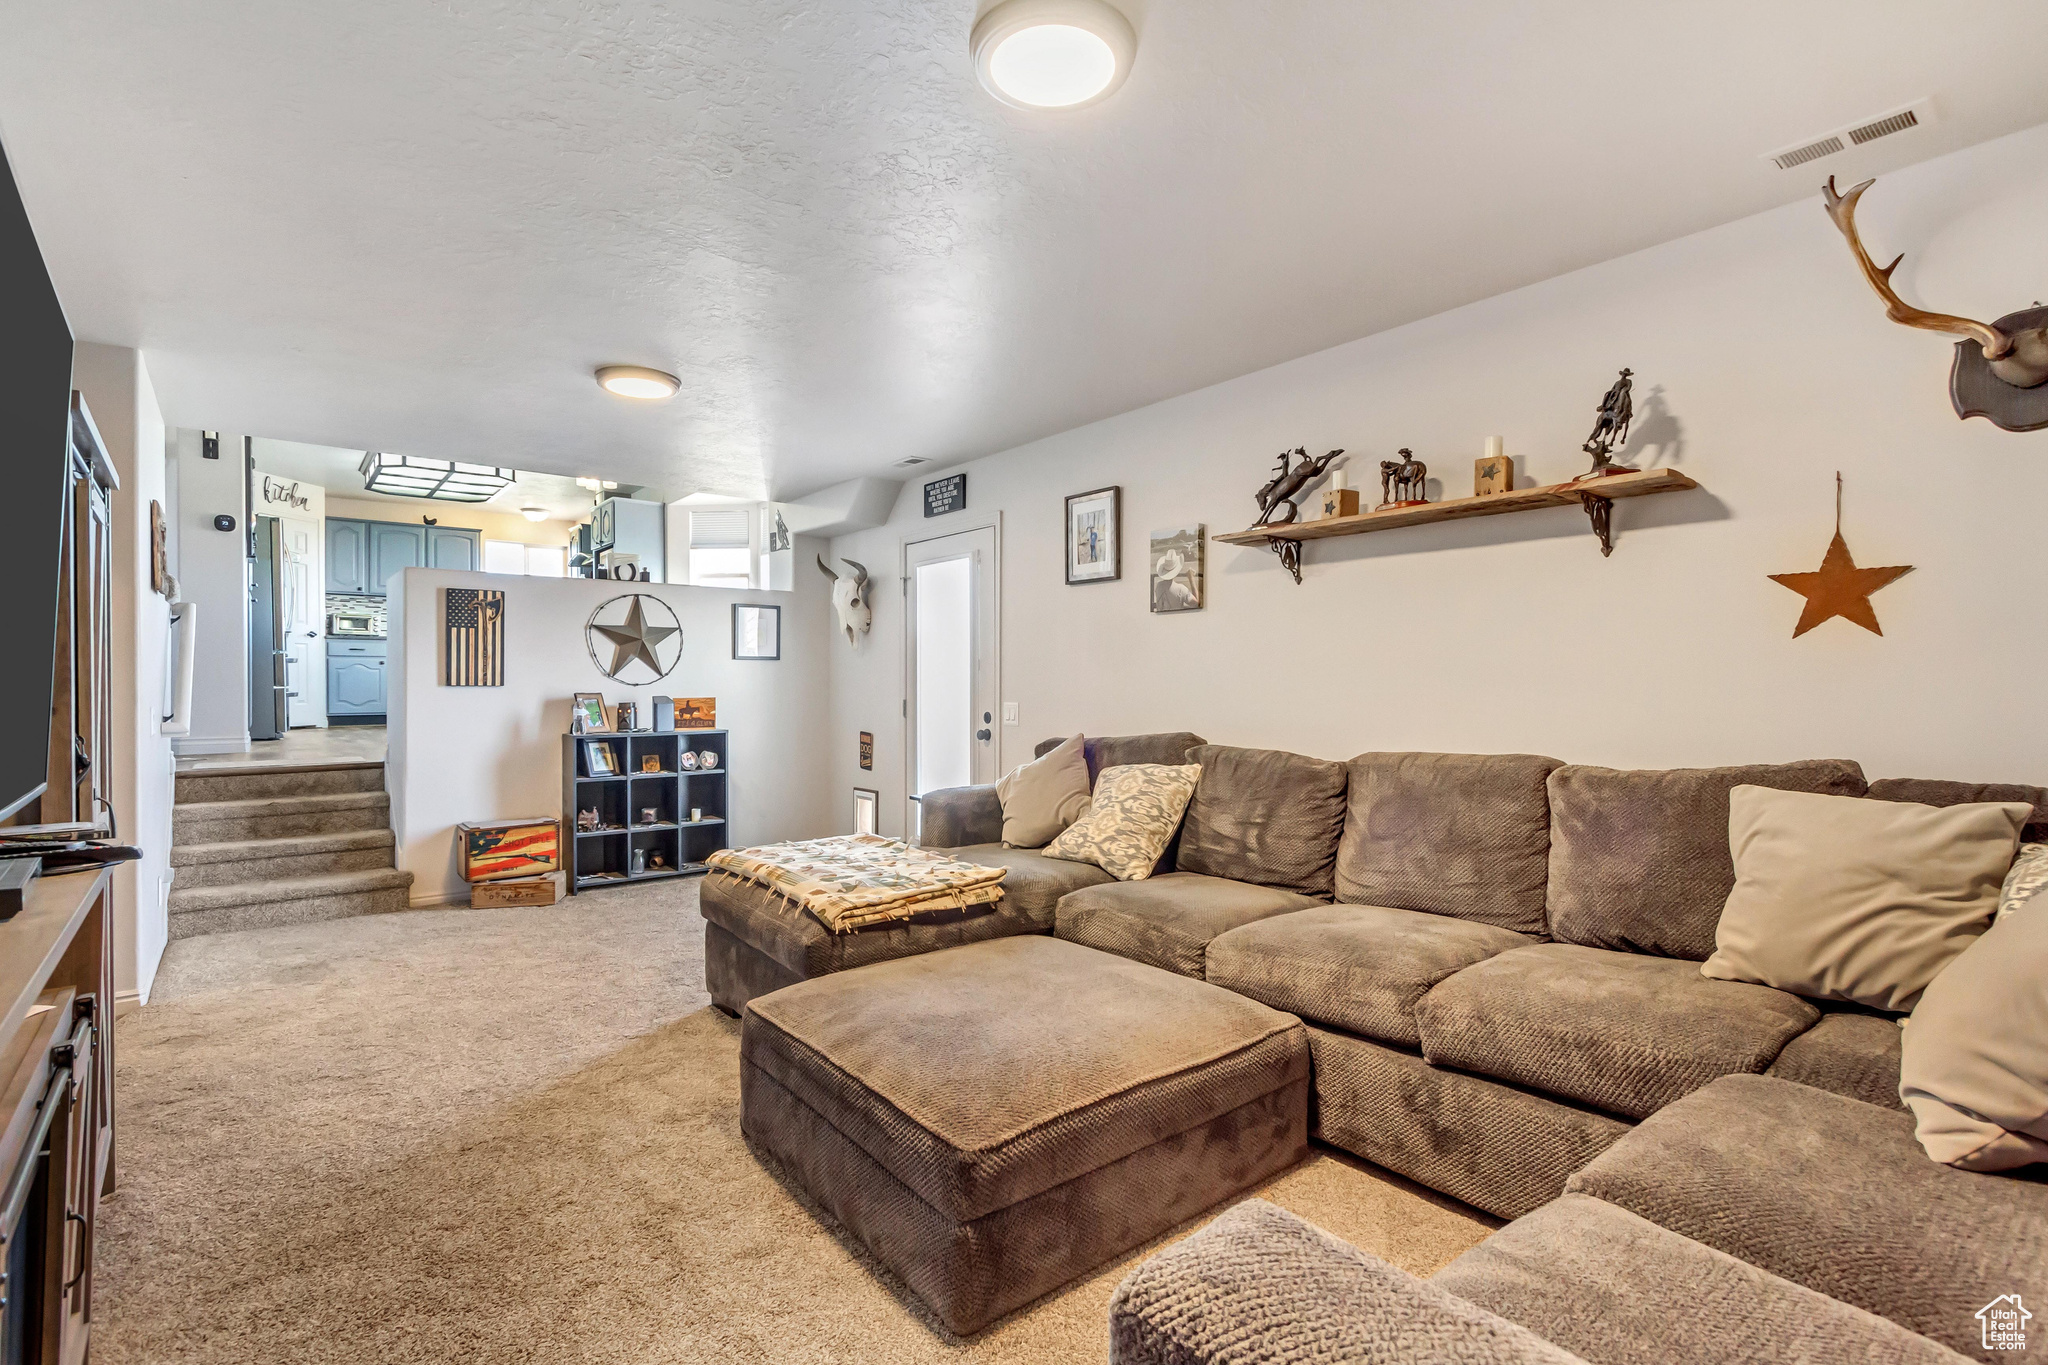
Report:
169,761,413,939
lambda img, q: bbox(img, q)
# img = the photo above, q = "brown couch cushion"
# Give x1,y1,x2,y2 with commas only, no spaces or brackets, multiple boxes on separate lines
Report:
1207,903,1531,1046
1175,745,1348,897
946,843,1117,923
1567,1074,2048,1362
1034,731,1209,786
1056,872,1318,978
1545,759,1867,959
1869,776,2048,843
1414,943,1818,1119
741,936,1309,1223
1336,752,1562,935
1766,1008,1906,1110
1435,1194,1968,1365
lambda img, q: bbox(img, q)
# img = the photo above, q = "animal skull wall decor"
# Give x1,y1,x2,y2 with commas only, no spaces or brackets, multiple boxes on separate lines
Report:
817,555,873,644
1822,175,2048,431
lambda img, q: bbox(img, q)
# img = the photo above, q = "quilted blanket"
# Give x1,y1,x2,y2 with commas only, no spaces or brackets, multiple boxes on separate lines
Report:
705,834,1006,932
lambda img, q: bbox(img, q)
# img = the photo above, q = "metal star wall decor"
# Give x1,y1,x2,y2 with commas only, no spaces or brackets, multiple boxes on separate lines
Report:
585,594,683,683
1768,473,1913,638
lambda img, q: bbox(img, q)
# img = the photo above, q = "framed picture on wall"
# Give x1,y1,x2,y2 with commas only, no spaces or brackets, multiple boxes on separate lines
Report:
733,603,781,661
1149,525,1205,613
854,788,879,836
1065,486,1121,584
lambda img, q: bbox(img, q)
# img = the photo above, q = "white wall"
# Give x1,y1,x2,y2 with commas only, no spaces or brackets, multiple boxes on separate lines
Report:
170,427,249,755
385,552,835,904
831,122,2048,836
72,343,172,1004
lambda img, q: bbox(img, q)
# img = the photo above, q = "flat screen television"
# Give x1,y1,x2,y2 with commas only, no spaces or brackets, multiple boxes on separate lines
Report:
0,136,73,823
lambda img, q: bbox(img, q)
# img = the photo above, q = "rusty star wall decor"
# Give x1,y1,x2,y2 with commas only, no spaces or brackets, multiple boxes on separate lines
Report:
1768,473,1913,638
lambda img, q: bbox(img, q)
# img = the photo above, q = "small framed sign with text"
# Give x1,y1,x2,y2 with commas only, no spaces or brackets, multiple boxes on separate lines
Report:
924,473,967,518
859,731,874,770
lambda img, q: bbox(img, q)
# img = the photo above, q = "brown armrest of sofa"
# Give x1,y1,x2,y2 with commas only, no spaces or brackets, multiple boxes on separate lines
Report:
1109,1200,1586,1365
917,784,1003,848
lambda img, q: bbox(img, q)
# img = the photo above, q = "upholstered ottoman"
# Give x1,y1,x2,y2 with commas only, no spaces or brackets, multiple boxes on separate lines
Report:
739,935,1311,1334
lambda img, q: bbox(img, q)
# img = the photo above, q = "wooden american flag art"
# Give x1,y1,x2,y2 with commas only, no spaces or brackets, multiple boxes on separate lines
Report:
458,818,560,882
444,587,505,686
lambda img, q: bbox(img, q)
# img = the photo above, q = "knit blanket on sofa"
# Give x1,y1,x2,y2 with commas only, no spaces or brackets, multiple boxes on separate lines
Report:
705,834,1006,933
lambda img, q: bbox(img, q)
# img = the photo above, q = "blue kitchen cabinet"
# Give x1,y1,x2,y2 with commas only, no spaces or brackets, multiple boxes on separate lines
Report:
426,526,480,571
325,518,369,594
369,523,425,593
327,638,386,716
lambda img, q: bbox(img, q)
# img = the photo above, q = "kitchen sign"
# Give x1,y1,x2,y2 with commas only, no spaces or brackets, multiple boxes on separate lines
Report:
260,476,312,511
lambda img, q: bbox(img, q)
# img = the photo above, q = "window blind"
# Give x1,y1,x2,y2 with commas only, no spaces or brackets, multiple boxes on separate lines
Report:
689,509,751,549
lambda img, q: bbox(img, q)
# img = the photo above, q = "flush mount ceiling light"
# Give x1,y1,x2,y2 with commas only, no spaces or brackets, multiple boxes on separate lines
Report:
359,452,515,503
595,365,680,400
971,0,1135,111
519,507,549,522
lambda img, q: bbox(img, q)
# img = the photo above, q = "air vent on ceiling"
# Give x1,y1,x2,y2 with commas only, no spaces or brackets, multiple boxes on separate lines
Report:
893,456,930,468
1771,136,1845,170
1764,98,1932,170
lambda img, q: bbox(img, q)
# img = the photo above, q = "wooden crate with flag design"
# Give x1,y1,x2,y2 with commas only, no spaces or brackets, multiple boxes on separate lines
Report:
458,817,560,882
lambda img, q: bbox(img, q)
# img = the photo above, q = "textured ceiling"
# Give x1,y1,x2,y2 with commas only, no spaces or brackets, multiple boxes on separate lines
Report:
5,2,2048,500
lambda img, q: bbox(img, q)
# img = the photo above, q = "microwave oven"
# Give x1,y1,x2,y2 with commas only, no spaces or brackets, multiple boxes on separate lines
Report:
330,610,379,637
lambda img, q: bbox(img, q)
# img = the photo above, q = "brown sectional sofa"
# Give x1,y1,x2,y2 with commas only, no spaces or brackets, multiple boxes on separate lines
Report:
724,730,2046,1349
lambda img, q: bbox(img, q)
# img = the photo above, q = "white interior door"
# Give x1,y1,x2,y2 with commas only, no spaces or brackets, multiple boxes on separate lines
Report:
904,526,998,835
279,512,325,727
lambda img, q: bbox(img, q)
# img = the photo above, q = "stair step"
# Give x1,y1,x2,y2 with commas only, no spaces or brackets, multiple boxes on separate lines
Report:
176,761,384,805
171,829,396,887
173,791,389,843
166,867,414,941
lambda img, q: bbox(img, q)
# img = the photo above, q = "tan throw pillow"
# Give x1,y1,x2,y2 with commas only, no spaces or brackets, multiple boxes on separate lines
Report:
2000,841,2048,922
1900,896,2048,1170
1044,763,1201,881
994,735,1092,848
1700,786,2029,1012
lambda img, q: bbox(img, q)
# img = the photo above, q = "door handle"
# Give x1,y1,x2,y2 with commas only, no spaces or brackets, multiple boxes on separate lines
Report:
976,728,992,741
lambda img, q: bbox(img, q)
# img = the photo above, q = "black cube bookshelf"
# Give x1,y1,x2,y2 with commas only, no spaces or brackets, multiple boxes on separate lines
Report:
562,730,729,894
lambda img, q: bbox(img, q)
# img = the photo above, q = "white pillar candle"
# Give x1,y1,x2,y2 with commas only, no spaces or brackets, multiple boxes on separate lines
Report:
1331,466,1348,491
1485,435,1504,462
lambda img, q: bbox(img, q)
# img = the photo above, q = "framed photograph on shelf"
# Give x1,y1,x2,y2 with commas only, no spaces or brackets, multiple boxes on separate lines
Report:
1065,486,1121,584
1149,524,1205,614
584,740,620,777
733,603,781,661
571,693,609,733
854,788,879,836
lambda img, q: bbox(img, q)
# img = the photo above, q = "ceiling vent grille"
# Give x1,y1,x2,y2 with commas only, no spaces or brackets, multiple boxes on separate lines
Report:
1847,108,1918,145
1764,98,1932,170
1772,136,1845,170
893,456,930,468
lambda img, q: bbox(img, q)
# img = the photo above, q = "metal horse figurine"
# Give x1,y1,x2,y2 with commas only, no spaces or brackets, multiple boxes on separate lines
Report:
1577,367,1638,558
1378,449,1428,507
1581,368,1636,476
1251,447,1344,583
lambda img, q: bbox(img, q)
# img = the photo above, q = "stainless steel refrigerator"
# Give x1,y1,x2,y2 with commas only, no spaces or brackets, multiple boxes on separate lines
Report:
248,515,287,741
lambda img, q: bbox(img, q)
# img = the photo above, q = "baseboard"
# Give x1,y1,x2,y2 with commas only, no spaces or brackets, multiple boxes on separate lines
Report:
407,891,470,908
114,990,144,1019
172,737,251,757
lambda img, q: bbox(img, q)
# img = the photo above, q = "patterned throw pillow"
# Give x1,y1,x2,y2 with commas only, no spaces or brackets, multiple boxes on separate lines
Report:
1044,763,1202,881
2000,842,2048,922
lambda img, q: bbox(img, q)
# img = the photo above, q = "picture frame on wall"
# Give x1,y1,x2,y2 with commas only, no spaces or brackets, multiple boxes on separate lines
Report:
733,603,781,661
571,692,609,734
854,788,879,836
1065,486,1121,584
1149,524,1205,614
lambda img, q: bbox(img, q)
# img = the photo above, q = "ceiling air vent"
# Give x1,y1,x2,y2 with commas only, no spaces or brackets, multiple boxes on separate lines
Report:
1764,98,1932,170
1771,136,1845,170
893,456,930,468
1847,108,1918,145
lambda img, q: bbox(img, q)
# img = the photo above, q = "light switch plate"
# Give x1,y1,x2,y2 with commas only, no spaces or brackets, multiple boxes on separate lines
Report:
1002,702,1019,725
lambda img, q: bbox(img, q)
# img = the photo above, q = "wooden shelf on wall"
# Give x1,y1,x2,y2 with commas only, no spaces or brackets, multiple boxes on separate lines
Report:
1214,467,1700,546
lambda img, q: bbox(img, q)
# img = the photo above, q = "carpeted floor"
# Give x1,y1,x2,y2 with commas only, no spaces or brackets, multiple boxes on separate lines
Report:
100,883,1493,1363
